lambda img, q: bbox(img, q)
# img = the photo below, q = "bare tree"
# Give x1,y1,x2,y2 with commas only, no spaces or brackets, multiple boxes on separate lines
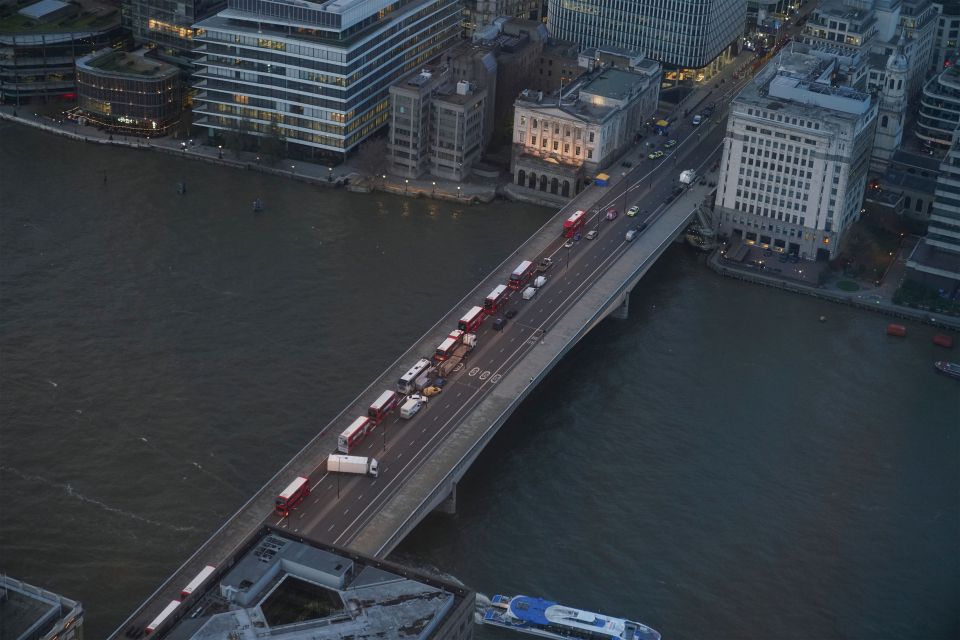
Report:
258,123,286,165
354,136,389,179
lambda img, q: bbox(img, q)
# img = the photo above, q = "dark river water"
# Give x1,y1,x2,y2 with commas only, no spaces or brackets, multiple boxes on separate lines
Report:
1,122,957,640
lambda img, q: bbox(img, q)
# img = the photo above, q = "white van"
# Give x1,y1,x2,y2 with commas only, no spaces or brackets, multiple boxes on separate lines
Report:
522,286,537,300
533,275,547,288
625,229,637,242
400,397,424,419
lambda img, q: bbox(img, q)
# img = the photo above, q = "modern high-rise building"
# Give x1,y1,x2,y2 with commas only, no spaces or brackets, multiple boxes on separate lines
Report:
917,63,960,147
545,0,745,72
191,0,461,159
906,126,960,289
461,0,540,35
931,1,960,73
715,46,878,260
122,0,226,64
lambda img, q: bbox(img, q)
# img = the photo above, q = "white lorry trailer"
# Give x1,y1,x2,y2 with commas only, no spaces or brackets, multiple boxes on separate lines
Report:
679,169,697,185
327,454,379,477
400,396,426,419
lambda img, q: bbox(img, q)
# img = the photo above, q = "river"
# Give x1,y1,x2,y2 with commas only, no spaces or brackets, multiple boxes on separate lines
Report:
1,122,957,639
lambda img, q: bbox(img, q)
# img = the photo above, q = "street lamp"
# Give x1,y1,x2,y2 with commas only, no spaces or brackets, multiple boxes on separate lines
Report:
404,178,409,193
291,164,296,178
457,185,461,199
432,181,436,195
328,166,333,182
218,144,222,159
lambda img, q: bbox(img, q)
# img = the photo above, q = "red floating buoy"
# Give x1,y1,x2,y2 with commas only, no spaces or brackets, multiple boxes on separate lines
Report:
933,334,954,348
887,324,907,337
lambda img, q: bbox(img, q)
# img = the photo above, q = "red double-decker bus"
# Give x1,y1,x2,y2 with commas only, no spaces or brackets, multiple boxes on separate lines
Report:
275,476,310,516
338,416,373,453
435,330,466,362
563,209,587,237
458,306,485,332
181,565,216,599
368,390,401,423
484,284,509,314
508,260,535,290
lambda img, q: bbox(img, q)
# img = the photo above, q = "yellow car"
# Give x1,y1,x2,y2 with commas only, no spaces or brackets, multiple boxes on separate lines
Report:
422,386,442,397
648,150,664,160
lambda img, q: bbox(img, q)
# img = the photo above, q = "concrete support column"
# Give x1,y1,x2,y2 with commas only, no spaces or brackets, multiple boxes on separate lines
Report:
436,482,457,514
611,289,631,320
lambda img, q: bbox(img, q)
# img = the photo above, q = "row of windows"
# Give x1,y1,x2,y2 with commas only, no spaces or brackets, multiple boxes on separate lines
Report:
529,135,592,158
731,200,807,226
744,108,822,130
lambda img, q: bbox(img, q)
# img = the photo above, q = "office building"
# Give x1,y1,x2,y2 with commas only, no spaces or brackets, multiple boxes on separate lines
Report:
906,126,960,289
389,62,490,180
715,46,878,260
461,0,539,35
0,576,84,640
122,0,226,65
799,0,936,97
152,527,475,640
546,0,745,72
917,62,960,147
75,49,182,135
191,0,461,160
0,0,125,105
511,56,661,198
931,1,960,73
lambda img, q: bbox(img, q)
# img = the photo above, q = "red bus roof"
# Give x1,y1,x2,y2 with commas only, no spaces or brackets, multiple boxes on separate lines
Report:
370,390,398,411
486,284,508,299
278,476,310,500
510,260,533,278
564,210,586,226
460,306,484,323
340,416,370,440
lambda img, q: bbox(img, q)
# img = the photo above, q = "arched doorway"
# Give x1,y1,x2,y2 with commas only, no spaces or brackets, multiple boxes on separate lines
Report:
550,177,559,194
539,174,548,191
517,169,526,186
528,172,537,189
562,180,570,197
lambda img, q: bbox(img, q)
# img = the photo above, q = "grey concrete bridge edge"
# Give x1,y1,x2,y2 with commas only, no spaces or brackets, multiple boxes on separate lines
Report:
350,185,712,557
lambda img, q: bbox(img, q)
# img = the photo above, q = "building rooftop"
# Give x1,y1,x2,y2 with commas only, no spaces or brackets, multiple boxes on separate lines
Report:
0,576,83,640
580,67,648,101
735,46,874,125
78,49,179,77
0,0,119,34
163,528,472,640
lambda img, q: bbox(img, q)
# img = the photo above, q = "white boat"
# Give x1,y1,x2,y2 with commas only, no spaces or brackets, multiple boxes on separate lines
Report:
477,594,660,640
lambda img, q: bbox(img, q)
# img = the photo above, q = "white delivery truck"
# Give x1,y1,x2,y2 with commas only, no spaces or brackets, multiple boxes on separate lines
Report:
679,169,697,185
327,454,379,477
400,396,425,419
533,275,547,288
522,286,537,300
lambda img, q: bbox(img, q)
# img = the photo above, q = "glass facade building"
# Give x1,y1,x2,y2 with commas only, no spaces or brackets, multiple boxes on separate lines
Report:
122,0,227,63
191,0,461,158
545,0,745,69
76,49,182,134
917,64,960,148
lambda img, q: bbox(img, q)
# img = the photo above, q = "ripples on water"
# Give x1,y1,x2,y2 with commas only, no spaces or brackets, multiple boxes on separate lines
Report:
2,123,958,639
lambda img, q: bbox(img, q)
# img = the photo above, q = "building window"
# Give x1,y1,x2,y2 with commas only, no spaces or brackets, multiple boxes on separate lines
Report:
589,131,595,142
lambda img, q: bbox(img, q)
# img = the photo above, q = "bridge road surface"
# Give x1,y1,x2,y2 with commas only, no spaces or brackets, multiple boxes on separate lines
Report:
275,119,730,546
114,73,749,637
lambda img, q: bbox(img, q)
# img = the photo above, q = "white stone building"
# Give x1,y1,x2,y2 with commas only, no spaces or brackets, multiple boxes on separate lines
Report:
715,47,878,260
510,57,660,200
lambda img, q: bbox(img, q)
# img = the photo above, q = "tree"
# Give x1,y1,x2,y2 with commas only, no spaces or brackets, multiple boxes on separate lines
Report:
258,123,286,166
353,136,388,179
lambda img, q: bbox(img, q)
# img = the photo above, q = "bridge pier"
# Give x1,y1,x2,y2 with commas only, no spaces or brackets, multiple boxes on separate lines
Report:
436,483,457,514
611,289,631,320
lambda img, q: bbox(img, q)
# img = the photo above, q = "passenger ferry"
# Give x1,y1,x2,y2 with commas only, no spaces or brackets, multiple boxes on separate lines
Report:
934,361,960,380
477,594,661,640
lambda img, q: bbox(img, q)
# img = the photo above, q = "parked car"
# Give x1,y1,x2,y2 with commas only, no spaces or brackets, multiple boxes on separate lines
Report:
537,257,553,272
621,161,633,168
433,377,447,387
664,139,677,148
492,317,507,331
564,239,574,248
505,309,518,319
605,208,618,220
648,150,665,160
573,232,582,241
637,222,648,231
422,385,442,397
586,229,598,239
627,205,640,217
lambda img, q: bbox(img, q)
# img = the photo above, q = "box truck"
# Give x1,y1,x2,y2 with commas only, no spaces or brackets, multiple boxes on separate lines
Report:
327,454,379,477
